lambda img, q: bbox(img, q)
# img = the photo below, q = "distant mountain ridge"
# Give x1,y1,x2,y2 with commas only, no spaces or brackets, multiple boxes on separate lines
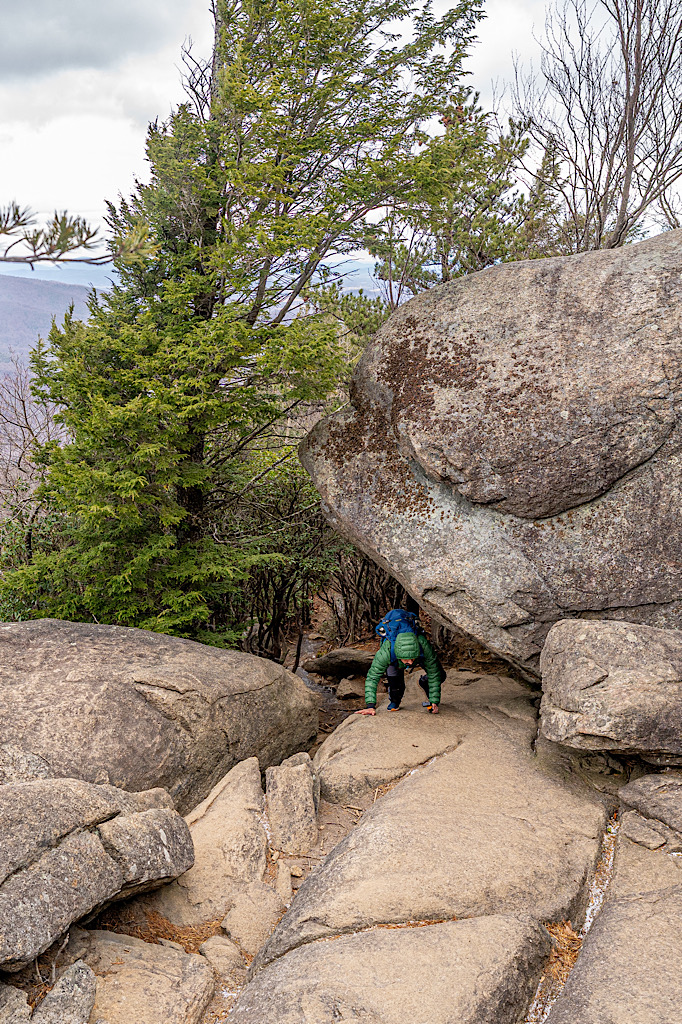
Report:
0,275,94,368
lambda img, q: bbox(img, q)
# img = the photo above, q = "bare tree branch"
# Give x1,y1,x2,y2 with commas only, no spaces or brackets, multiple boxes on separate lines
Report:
514,0,682,250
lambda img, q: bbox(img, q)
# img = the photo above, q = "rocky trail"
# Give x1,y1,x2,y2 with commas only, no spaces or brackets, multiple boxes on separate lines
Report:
1,623,682,1022
5,234,682,1021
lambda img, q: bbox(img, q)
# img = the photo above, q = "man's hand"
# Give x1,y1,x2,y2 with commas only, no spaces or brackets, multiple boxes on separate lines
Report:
354,708,376,716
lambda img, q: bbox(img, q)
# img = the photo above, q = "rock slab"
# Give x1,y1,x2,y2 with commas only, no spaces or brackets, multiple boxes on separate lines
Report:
65,928,215,1024
230,917,549,1024
301,648,375,677
540,619,682,760
0,779,192,971
313,672,465,803
266,761,318,854
253,676,608,971
0,618,317,812
545,886,682,1024
301,231,682,679
136,757,267,928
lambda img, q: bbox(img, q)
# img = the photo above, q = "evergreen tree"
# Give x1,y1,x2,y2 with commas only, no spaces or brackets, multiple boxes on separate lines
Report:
1,0,487,639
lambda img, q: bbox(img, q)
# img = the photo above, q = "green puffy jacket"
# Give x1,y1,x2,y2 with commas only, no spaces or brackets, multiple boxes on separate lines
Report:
364,633,443,708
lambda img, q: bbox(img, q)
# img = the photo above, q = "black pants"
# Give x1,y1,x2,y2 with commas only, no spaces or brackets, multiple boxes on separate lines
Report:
386,663,405,706
386,663,442,707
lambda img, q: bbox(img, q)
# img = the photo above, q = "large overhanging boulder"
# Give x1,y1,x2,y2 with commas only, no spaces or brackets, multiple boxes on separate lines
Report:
0,619,318,812
301,231,682,680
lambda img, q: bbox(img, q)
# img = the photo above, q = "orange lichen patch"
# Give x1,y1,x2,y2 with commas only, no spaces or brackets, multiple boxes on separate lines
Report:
96,906,223,955
544,921,583,984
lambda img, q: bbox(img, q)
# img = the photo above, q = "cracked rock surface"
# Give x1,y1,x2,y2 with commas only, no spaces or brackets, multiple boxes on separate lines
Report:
0,618,318,812
228,675,609,1021
134,757,268,928
312,670,472,803
0,961,96,1024
545,827,682,1024
0,779,192,971
540,619,682,760
229,916,549,1024
64,928,215,1024
300,230,682,680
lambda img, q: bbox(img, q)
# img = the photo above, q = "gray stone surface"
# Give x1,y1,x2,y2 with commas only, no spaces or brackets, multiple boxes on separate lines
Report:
266,762,318,854
31,961,96,1024
0,831,123,971
0,745,54,786
198,935,246,988
540,619,682,758
301,648,375,677
619,771,682,830
280,751,320,811
301,231,682,679
544,886,682,1024
611,835,681,899
620,810,667,850
253,676,608,971
136,758,267,927
65,929,214,1024
232,916,549,1024
97,807,193,891
0,983,30,1022
0,618,317,812
221,882,285,957
335,676,366,699
313,671,466,803
0,779,192,971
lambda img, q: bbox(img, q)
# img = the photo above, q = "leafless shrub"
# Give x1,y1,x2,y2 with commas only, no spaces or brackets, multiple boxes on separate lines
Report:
0,357,62,556
514,0,682,249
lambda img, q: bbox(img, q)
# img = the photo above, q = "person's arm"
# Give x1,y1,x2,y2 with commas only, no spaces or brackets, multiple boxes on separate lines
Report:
419,635,442,705
362,643,390,708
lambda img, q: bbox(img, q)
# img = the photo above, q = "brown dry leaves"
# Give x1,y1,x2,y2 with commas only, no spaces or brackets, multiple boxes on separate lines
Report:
545,920,582,984
96,906,222,955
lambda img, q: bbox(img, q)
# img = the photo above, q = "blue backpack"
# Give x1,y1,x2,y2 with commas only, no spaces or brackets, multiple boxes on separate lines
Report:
375,609,422,662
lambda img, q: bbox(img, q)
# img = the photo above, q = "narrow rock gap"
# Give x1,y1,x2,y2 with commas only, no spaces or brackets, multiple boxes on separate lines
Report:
522,812,620,1024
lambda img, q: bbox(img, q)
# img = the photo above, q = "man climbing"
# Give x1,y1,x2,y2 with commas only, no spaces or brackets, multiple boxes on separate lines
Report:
355,624,444,717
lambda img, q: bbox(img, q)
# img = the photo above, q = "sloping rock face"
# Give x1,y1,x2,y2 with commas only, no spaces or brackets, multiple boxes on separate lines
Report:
234,675,608,1024
544,778,682,1024
0,779,192,971
137,757,268,927
0,619,318,812
540,619,682,761
313,669,468,802
544,886,682,1024
229,917,549,1024
301,231,682,679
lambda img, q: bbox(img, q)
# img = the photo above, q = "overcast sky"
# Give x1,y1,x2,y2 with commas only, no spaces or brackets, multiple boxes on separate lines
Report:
0,0,549,286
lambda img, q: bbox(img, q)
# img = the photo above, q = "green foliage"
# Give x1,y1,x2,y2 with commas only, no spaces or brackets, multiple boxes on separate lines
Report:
0,291,342,634
0,0,535,649
368,98,553,302
0,202,154,267
302,280,390,371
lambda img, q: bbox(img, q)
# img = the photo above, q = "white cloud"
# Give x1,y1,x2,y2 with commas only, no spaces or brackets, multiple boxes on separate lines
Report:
0,0,548,274
0,0,213,235
0,0,206,79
